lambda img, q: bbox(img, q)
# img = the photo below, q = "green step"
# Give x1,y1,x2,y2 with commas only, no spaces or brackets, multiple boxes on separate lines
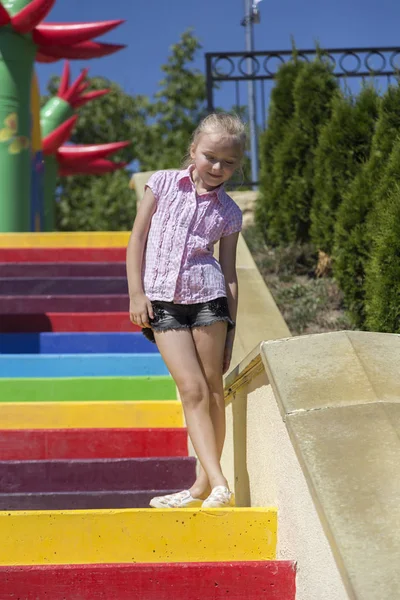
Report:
0,377,176,402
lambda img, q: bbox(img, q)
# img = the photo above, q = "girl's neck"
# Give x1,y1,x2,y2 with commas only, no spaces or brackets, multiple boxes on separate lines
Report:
190,166,221,194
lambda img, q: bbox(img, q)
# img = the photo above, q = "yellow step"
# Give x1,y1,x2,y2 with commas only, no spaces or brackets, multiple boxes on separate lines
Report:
0,232,130,248
1,507,277,565
0,401,183,429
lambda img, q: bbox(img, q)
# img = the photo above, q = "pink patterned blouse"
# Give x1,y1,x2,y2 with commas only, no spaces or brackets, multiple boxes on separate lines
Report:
142,166,243,304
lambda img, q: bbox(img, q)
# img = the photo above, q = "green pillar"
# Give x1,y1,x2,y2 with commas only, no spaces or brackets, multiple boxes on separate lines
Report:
2,0,31,13
40,97,74,230
40,97,74,139
0,27,35,232
43,155,58,231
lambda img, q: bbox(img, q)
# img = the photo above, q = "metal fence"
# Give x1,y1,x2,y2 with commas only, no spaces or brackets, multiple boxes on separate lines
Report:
205,46,400,185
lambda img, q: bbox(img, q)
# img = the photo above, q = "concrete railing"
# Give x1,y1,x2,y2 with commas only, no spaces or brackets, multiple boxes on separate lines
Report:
223,331,400,600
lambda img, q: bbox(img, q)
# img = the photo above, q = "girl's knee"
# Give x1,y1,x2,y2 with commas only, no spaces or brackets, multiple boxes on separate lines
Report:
178,379,208,409
205,372,224,397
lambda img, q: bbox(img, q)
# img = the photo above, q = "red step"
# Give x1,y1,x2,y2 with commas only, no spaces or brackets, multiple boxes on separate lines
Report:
0,429,187,460
0,562,297,599
0,262,126,277
0,277,128,295
0,248,126,262
0,457,196,493
0,312,138,332
0,489,182,511
0,295,127,313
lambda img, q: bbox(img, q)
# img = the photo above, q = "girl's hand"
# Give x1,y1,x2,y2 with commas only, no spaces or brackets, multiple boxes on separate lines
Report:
223,334,235,374
129,293,154,328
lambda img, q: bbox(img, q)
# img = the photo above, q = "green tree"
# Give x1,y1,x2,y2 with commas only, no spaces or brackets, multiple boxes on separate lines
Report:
138,29,207,171
333,82,400,327
311,85,379,254
363,137,400,332
256,57,305,242
269,57,339,244
43,76,150,231
56,170,136,232
44,29,246,230
364,182,400,333
139,30,249,183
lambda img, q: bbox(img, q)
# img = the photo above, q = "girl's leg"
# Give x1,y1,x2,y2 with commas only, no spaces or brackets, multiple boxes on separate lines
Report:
154,326,228,494
189,322,227,498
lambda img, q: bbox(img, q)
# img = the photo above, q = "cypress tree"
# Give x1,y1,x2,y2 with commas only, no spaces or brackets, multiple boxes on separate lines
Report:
270,57,339,244
364,186,400,333
256,58,305,242
333,82,400,327
311,85,379,254
364,138,400,332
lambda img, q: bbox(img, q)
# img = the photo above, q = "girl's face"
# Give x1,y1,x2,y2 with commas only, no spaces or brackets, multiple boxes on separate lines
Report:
190,132,242,190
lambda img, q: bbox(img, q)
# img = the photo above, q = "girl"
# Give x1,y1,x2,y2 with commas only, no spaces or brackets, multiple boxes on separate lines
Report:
126,113,246,509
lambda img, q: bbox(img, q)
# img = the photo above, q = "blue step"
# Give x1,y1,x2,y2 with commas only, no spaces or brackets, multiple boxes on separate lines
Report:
0,333,157,355
0,354,168,378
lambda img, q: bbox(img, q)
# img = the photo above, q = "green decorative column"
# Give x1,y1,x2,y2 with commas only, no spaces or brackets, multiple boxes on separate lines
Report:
40,97,73,139
0,0,127,232
0,26,35,232
43,154,58,232
40,97,74,231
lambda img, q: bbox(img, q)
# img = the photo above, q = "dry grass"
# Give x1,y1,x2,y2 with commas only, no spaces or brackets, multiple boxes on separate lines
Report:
243,226,355,336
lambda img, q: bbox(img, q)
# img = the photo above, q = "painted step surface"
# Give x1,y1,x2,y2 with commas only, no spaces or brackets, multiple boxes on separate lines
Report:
0,562,296,599
0,247,126,262
0,490,182,511
0,376,176,401
0,232,130,248
0,401,183,429
0,354,168,377
0,295,127,313
0,507,277,564
0,262,126,277
0,277,128,295
0,312,136,333
0,428,188,460
0,457,196,493
0,332,156,354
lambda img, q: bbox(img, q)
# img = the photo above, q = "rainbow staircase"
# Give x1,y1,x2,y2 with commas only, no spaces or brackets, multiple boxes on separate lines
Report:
0,232,296,599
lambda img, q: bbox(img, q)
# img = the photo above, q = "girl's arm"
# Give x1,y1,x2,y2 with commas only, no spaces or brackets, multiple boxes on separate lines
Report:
219,232,240,373
126,187,157,328
219,231,240,325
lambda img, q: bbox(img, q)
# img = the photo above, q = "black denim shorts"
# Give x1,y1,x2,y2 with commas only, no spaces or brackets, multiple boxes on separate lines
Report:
142,296,235,344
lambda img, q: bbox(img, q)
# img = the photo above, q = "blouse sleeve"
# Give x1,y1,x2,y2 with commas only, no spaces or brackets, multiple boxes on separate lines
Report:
221,203,243,237
145,170,167,202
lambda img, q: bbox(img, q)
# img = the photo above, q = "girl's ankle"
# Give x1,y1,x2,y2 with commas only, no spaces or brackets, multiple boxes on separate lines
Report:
189,485,211,500
209,478,229,491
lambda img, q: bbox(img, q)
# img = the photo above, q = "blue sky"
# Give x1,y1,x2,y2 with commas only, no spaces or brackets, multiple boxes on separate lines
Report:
36,0,400,117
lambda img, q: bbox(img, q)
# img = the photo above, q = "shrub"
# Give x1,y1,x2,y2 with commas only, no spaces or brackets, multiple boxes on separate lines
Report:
364,140,400,332
311,85,379,254
256,58,305,242
269,57,339,244
333,82,400,327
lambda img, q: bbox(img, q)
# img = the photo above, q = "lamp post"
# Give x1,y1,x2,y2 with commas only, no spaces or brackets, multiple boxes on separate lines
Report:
242,0,261,189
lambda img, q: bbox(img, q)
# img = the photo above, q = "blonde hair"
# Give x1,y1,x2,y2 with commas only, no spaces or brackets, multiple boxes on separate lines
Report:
182,112,247,168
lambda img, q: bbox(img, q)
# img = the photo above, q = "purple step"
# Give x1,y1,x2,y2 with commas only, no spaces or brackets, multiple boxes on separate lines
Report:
0,295,127,313
0,457,196,493
0,263,126,278
0,490,180,510
0,278,128,295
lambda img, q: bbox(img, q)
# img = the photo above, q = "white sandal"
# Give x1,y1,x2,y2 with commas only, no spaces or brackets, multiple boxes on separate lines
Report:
202,486,235,508
149,490,203,509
